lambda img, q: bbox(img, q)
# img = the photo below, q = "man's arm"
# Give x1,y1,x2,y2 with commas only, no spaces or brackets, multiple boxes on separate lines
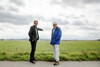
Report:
37,28,43,31
28,26,34,40
55,28,62,41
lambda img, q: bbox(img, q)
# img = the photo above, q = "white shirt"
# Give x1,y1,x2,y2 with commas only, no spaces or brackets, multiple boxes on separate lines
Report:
53,29,55,34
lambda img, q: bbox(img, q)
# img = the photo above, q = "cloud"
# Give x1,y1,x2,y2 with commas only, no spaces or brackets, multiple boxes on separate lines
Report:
50,0,100,7
0,23,30,39
79,26,97,30
72,20,85,26
8,6,19,12
0,11,47,25
83,0,100,3
43,17,69,25
51,18,69,25
0,6,5,11
0,27,4,31
65,14,85,19
0,1,19,12
88,32,100,39
0,0,100,40
72,20,99,30
0,11,33,25
9,0,25,6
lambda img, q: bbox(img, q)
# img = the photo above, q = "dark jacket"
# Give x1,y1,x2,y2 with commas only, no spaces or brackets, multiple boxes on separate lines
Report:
50,27,62,45
28,25,43,41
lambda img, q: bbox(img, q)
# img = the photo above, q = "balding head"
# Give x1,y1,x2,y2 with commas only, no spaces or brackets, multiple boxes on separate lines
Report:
53,22,57,29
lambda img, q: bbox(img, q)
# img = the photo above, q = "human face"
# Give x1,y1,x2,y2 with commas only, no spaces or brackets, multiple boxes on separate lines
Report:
34,21,38,27
53,24,57,29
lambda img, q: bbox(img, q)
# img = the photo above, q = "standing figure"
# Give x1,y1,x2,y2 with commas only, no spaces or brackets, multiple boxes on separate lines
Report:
50,22,62,66
28,20,43,64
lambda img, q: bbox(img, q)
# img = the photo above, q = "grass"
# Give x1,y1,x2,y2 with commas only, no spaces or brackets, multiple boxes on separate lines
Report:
0,40,100,61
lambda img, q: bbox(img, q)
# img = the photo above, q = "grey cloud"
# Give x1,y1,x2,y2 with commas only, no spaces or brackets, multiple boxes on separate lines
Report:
50,18,69,25
41,17,69,25
8,6,19,12
80,26,97,30
88,32,100,39
51,0,100,7
0,4,19,12
73,20,85,26
83,0,100,3
66,14,85,19
0,6,5,11
0,12,34,25
0,11,45,25
43,27,51,30
72,20,98,30
9,0,25,6
66,16,79,19
0,28,4,31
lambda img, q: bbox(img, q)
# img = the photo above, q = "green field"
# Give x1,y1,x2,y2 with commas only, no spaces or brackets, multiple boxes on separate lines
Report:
0,40,100,61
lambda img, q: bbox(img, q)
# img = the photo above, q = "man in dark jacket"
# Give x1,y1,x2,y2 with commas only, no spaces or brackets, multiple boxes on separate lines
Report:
28,20,43,64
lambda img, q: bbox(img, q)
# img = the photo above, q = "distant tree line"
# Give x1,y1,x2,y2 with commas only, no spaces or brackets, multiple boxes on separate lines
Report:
97,39,100,41
0,39,4,41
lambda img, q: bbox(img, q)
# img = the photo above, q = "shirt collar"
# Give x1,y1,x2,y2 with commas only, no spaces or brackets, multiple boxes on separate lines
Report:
53,27,58,30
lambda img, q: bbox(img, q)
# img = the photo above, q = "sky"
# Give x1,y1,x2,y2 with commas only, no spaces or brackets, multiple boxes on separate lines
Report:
0,0,100,40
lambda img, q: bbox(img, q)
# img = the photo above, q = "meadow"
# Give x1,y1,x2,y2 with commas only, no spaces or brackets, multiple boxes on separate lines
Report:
0,40,100,61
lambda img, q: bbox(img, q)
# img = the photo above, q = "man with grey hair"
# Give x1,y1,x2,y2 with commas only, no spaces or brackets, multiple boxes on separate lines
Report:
50,22,62,65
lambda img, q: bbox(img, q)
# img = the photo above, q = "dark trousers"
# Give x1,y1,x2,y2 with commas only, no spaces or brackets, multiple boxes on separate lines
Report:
30,40,37,61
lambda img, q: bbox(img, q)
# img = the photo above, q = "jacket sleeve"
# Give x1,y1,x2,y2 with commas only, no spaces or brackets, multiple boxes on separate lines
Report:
55,28,62,41
28,26,34,40
50,29,53,44
37,28,43,31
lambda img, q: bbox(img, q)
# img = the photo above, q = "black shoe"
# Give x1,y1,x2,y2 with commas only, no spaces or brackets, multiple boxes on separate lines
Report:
30,60,35,64
54,61,59,66
51,60,56,62
34,59,37,61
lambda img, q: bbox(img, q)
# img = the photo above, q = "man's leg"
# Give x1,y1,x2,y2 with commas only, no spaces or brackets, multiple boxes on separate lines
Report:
52,45,56,60
30,40,37,62
55,45,59,61
54,45,59,65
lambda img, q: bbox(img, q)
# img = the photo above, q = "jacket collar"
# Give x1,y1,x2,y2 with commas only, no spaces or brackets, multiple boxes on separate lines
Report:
53,27,58,30
33,25,37,28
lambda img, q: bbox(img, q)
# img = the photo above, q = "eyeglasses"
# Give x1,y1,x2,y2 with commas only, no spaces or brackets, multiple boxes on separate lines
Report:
34,23,38,24
53,24,56,26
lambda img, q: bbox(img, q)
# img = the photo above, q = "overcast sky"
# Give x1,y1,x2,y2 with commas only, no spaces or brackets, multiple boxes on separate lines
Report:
0,0,100,40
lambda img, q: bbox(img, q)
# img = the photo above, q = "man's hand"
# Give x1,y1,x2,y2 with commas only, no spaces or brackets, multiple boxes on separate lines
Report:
37,28,43,31
32,40,34,42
